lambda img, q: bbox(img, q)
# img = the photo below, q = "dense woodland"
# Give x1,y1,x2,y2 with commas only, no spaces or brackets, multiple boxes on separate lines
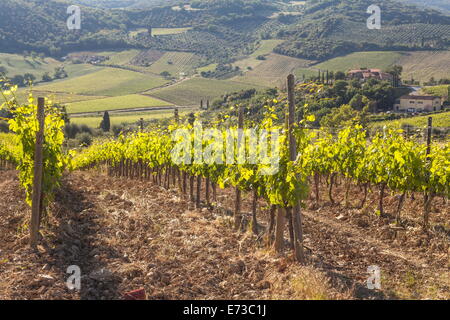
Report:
0,0,449,63
274,0,450,60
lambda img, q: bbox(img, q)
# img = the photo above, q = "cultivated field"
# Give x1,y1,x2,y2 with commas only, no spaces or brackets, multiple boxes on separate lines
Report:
35,68,169,97
129,27,192,37
422,85,450,98
309,50,450,83
147,77,265,106
313,51,403,73
0,53,61,78
233,53,313,87
294,67,322,81
70,109,195,127
0,52,102,80
66,94,172,114
233,39,285,72
15,90,107,105
371,111,450,129
100,50,141,65
153,27,193,35
147,52,202,77
399,51,450,83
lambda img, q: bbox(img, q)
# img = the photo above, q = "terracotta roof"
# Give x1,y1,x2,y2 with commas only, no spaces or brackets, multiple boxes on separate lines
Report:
348,68,382,74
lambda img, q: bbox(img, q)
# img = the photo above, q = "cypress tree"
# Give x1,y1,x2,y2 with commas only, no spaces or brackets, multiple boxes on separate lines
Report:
100,111,111,132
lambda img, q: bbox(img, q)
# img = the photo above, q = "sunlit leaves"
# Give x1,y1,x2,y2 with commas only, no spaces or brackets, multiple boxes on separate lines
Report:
0,85,67,207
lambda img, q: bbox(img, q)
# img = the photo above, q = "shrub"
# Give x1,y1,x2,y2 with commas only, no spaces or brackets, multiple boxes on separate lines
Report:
0,120,9,133
80,124,93,135
64,123,80,139
76,132,93,147
111,124,124,137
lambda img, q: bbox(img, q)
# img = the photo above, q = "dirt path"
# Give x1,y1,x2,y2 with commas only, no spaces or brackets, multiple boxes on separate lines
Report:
0,170,448,300
301,209,449,299
0,171,341,299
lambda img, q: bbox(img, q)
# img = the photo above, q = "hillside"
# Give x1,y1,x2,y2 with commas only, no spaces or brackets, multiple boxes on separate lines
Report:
70,0,184,9
0,0,131,55
274,0,450,61
371,111,450,129
403,0,450,13
304,50,450,83
1,0,449,63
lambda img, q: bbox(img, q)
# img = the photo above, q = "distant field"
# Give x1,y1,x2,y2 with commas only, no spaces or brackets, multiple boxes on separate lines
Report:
71,109,195,127
0,53,61,78
233,53,313,87
58,63,104,79
314,51,403,72
252,39,285,57
66,94,172,114
16,90,107,105
0,52,101,81
69,50,140,66
294,67,322,80
422,85,450,99
153,27,192,35
311,50,450,83
129,27,192,38
197,63,217,73
148,52,202,77
233,40,286,72
35,68,169,96
148,77,266,106
101,50,141,65
399,51,450,83
371,111,450,129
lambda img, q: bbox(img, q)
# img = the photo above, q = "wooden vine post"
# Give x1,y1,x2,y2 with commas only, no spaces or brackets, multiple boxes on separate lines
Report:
274,207,285,253
30,97,45,248
234,106,244,230
287,74,305,263
174,108,179,124
423,117,433,230
205,176,211,207
196,175,202,209
174,108,183,192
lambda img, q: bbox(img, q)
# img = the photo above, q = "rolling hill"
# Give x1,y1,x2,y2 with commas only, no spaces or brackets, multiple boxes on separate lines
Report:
274,0,450,61
147,77,267,106
0,0,131,55
403,0,450,13
35,68,169,96
1,0,448,63
232,53,313,87
306,50,450,83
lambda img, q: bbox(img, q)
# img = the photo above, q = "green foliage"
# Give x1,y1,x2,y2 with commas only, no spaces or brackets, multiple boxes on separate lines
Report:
42,73,52,82
320,104,369,129
76,132,93,147
0,83,69,206
0,0,130,56
273,0,450,61
100,111,111,132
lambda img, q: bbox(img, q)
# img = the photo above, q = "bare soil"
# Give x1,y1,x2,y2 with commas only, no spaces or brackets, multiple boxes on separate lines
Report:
0,169,448,300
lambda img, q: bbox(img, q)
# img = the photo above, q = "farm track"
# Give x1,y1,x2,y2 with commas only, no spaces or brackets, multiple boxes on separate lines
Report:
70,105,193,118
143,75,194,94
0,169,448,300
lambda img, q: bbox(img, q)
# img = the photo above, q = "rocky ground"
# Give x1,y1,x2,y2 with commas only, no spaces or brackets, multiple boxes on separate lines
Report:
0,169,448,300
